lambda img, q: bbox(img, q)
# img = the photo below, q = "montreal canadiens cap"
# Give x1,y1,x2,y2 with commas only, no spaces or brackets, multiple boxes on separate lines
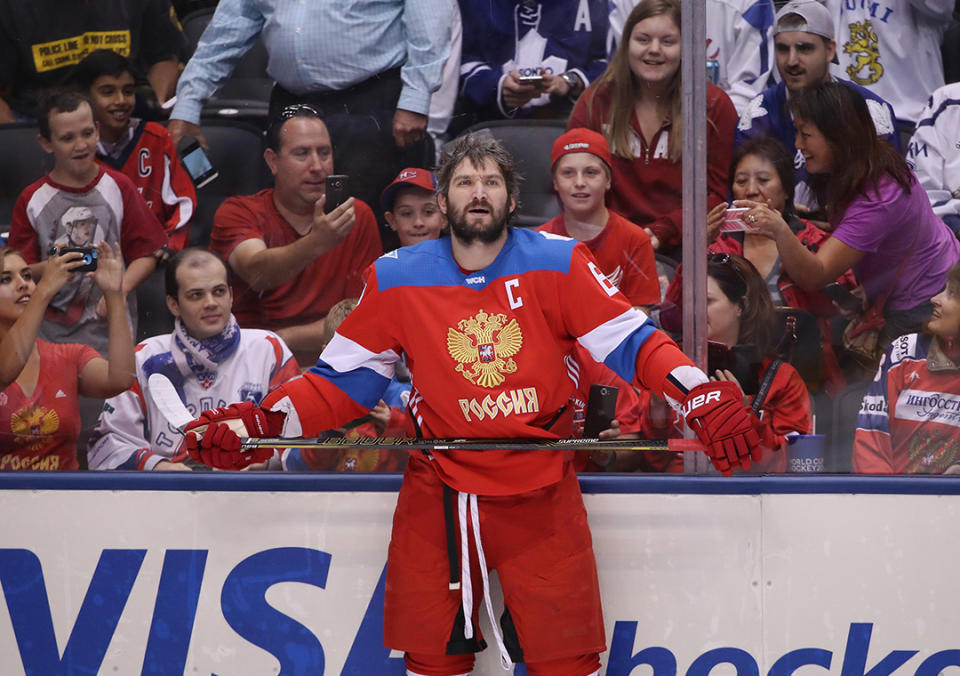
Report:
775,1,836,43
550,128,613,170
380,167,438,212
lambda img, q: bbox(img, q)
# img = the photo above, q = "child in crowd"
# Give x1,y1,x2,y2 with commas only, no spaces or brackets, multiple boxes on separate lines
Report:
537,127,660,309
381,166,448,247
73,50,196,253
280,167,447,472
7,90,167,356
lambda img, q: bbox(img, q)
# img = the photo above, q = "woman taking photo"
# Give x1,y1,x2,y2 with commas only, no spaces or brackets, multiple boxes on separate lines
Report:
567,0,737,253
666,136,856,392
854,263,960,474
742,81,960,351
0,242,134,470
621,254,812,473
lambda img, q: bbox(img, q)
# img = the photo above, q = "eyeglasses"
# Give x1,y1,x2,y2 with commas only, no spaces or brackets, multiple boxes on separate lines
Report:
279,103,321,119
707,253,748,293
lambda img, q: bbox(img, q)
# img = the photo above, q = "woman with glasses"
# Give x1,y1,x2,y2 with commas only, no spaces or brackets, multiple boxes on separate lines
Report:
854,263,960,473
567,0,737,254
740,81,960,351
622,254,812,473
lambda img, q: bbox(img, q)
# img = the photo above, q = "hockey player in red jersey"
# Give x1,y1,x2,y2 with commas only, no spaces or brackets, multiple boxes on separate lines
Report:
184,134,768,676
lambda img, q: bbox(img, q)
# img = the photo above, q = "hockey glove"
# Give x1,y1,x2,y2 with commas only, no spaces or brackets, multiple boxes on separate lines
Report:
681,381,763,474
184,402,285,469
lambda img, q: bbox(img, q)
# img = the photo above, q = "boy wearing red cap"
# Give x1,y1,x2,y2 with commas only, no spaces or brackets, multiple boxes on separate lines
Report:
538,128,661,308
381,167,448,248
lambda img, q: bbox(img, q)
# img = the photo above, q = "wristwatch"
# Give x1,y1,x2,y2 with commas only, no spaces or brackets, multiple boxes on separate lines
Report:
559,71,583,97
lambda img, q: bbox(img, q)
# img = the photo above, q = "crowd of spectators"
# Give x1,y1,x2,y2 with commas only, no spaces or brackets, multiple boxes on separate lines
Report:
1,0,960,475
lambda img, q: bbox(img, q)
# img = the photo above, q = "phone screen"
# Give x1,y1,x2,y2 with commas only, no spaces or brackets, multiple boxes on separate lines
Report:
180,143,218,187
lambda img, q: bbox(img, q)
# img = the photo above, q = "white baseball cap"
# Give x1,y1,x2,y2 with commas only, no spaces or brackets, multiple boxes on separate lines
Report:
774,1,839,63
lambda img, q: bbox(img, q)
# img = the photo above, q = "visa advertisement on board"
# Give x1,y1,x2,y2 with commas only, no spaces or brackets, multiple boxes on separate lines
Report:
0,485,958,675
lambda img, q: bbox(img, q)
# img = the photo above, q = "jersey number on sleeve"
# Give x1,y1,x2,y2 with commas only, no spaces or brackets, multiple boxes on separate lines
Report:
588,261,618,297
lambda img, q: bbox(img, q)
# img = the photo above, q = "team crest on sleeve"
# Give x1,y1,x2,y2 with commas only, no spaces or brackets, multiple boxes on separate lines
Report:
447,309,523,388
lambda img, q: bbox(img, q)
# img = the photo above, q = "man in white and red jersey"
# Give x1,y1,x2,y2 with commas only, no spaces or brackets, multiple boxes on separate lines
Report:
209,106,382,367
74,50,196,253
184,134,767,676
538,127,660,308
87,249,299,471
7,90,166,356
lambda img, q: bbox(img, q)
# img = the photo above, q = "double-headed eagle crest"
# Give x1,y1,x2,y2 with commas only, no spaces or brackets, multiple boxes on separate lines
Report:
447,309,523,388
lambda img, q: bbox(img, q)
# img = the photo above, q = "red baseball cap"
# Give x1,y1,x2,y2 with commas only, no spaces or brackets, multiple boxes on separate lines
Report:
551,128,612,170
380,167,438,211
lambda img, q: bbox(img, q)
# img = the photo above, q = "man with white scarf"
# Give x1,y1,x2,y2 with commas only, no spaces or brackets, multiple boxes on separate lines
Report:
87,249,300,470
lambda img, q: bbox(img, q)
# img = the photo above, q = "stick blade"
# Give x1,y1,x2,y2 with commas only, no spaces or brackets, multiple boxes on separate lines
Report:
147,374,194,432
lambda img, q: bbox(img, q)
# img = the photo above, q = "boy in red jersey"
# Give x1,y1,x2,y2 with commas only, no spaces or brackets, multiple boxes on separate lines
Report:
538,128,661,308
184,134,767,676
73,50,196,253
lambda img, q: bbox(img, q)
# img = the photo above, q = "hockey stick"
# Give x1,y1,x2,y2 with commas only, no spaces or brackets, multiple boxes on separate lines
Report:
147,373,246,436
148,373,704,454
237,436,705,452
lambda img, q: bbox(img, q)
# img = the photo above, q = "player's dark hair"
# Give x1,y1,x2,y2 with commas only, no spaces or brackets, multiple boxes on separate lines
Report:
730,136,796,218
165,248,229,300
71,50,134,91
435,133,521,215
787,81,912,225
37,89,94,139
707,253,775,355
265,104,325,151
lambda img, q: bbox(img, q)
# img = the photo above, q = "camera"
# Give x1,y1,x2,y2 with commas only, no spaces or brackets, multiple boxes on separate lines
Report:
49,246,98,272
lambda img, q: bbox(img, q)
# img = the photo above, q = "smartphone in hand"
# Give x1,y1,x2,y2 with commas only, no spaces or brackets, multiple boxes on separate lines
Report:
49,245,98,272
583,384,618,438
823,282,863,314
324,174,349,213
720,207,757,232
179,141,218,188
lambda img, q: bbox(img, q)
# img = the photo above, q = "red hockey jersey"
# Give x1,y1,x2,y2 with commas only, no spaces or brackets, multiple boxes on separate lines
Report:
854,333,960,474
97,120,196,251
263,228,702,495
537,210,660,306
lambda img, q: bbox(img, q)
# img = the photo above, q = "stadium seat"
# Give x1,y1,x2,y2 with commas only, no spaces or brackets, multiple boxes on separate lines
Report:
180,7,272,125
0,123,53,239
189,119,272,248
450,120,566,227
828,379,871,473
